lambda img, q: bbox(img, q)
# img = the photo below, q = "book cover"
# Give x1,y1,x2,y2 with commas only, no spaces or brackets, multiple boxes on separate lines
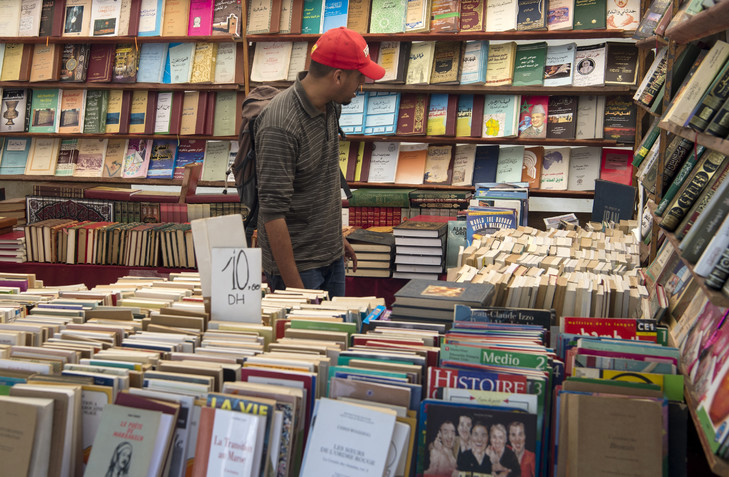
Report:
573,43,606,87
364,92,401,135
606,0,640,30
74,138,108,177
370,0,408,33
605,42,639,86
396,93,429,136
367,142,400,183
189,0,215,36
250,41,292,82
347,0,371,32
430,0,461,32
377,41,410,84
544,42,575,87
395,143,428,184
301,0,324,34
128,90,153,135
174,140,207,179
472,144,500,184
113,44,140,83
592,178,636,222
573,0,606,29
168,42,197,84
521,146,543,188
123,139,153,179
467,208,519,240
430,41,463,85
104,89,124,134
603,95,636,144
452,144,477,186
426,93,457,136
460,40,489,85
137,43,169,84
83,90,108,134
147,140,179,179
547,0,573,29
517,0,546,30
600,148,633,185
460,0,485,31
485,0,518,31
0,89,30,133
102,139,127,178
63,0,92,36
540,147,571,190
512,41,547,87
138,0,165,36
575,95,598,139
90,0,122,35
340,91,368,135
191,42,218,84
213,0,243,36
29,43,62,82
485,42,517,86
26,137,61,175
40,0,65,37
29,88,61,133
201,141,231,181
482,94,520,138
567,146,601,191
0,139,32,175
55,139,79,176
322,0,350,31
406,41,436,85
213,91,237,137
86,43,115,83
633,0,671,39
546,95,577,139
424,145,454,184
518,95,549,138
58,89,86,135
162,0,192,36
60,44,91,82
455,94,484,137
495,146,526,183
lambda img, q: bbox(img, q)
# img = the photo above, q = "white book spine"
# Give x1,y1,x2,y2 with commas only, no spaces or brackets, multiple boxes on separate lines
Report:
695,213,729,277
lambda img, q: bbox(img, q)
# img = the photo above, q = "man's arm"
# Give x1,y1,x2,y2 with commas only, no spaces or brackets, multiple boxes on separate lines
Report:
264,217,305,289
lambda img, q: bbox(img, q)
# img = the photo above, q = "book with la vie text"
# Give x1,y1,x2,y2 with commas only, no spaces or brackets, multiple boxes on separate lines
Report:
430,41,463,85
396,93,429,136
540,147,571,190
84,404,164,477
547,95,578,139
485,41,517,86
482,94,520,138
512,41,547,87
521,146,544,188
424,144,454,185
395,143,428,184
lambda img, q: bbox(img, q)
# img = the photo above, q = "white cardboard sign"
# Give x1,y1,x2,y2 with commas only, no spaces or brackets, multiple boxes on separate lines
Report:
210,247,262,322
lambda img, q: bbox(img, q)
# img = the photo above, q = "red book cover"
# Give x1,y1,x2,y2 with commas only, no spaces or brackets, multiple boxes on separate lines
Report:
426,366,529,399
204,91,216,136
459,0,485,31
289,0,305,34
562,317,638,340
194,92,209,135
86,44,115,82
188,0,215,36
430,0,461,32
118,90,133,134
127,0,143,35
396,93,429,136
359,142,373,182
600,148,634,185
84,187,139,200
144,91,158,134
168,91,185,135
470,94,485,136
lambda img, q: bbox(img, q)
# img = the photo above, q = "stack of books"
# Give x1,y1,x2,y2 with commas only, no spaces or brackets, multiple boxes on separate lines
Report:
390,278,495,323
345,228,395,278
392,218,448,280
0,199,26,226
0,230,26,263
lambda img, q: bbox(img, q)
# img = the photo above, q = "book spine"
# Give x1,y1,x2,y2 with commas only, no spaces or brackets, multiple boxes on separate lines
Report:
706,247,729,289
706,94,729,138
655,147,702,217
675,160,729,241
632,122,660,167
660,151,727,231
662,137,694,187
695,213,729,277
688,62,729,132
681,175,729,263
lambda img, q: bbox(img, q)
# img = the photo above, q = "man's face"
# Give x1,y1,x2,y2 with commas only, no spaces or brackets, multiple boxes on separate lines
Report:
509,424,526,453
532,112,545,128
336,70,365,105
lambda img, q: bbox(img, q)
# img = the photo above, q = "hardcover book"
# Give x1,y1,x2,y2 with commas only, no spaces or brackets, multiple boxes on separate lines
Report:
460,0,485,31
513,42,548,87
544,42,575,87
573,43,606,87
395,278,493,307
605,42,639,86
592,178,636,222
573,0,607,29
517,0,546,30
540,147,571,190
633,0,671,39
86,43,115,82
546,95,578,139
60,44,90,82
40,0,66,38
429,41,463,85
518,95,549,138
396,93,429,136
424,145,454,184
567,146,601,191
482,94,520,138
472,145,500,184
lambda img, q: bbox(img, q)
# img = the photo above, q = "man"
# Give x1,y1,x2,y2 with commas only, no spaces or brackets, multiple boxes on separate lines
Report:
508,421,535,477
255,27,385,297
520,104,546,138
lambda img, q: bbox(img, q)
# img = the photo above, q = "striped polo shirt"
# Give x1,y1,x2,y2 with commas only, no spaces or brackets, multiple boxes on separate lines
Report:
255,72,343,275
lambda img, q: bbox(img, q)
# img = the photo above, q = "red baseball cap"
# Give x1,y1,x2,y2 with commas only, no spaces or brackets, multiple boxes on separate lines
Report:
310,27,385,80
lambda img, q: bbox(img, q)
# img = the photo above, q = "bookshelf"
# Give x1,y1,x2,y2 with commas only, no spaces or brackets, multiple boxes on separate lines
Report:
634,3,729,472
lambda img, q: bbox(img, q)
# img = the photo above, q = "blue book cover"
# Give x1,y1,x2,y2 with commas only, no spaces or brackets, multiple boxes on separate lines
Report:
322,0,349,32
161,43,181,84
173,139,206,179
146,139,178,179
466,208,519,243
460,40,489,85
138,0,165,36
0,138,32,175
137,43,169,83
302,0,325,33
364,91,401,135
340,91,368,135
483,94,520,138
472,145,500,184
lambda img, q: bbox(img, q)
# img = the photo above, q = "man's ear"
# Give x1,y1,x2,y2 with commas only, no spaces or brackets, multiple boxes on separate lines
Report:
331,69,345,85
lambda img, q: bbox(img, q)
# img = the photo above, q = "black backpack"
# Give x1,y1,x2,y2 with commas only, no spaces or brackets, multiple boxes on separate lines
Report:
226,85,351,241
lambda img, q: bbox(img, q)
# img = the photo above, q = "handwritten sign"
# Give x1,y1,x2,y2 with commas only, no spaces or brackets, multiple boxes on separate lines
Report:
211,248,262,322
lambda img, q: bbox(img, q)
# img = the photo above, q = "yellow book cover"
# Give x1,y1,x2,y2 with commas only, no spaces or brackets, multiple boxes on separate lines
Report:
162,0,192,36
339,141,350,175
485,41,517,86
179,91,200,136
0,44,26,82
30,44,62,82
129,90,149,134
58,89,87,134
102,139,128,178
354,142,366,181
26,138,61,175
347,0,372,33
190,42,218,84
104,90,124,134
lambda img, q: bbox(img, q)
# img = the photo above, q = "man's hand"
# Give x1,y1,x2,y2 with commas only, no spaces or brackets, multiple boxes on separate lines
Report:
344,238,357,272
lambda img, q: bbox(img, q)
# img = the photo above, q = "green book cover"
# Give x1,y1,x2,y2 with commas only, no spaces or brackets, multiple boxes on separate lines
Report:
446,219,467,268
288,320,358,335
573,0,607,29
440,342,552,371
512,42,548,87
83,90,108,134
213,91,237,137
369,0,407,33
28,89,61,133
302,0,324,33
349,188,416,207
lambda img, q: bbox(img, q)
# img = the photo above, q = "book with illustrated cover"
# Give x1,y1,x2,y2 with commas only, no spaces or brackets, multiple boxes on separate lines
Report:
113,43,139,83
29,88,62,133
90,0,122,35
424,145,454,185
540,147,570,190
546,96,577,139
606,0,640,30
406,41,436,85
55,139,79,176
74,138,108,177
0,139,32,175
102,139,127,178
482,94,520,138
370,0,408,33
573,43,606,87
122,139,153,179
430,41,463,85
0,89,30,133
544,42,575,87
147,140,179,179
455,94,484,138
60,43,90,82
518,95,549,139
603,95,636,144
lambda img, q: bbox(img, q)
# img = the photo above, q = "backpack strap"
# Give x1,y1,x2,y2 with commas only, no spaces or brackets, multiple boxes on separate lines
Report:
338,124,353,200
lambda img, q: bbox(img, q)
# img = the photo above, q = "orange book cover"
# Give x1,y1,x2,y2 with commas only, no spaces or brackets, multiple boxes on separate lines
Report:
395,144,428,184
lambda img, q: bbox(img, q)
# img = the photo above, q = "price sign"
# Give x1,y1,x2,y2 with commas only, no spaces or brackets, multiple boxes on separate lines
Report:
210,247,262,322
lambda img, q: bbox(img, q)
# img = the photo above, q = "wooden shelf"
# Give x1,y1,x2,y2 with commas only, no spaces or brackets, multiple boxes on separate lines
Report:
659,120,729,157
0,175,185,186
635,100,662,118
664,1,729,44
346,181,595,197
635,35,668,49
0,81,241,91
251,81,635,96
345,135,623,147
0,133,237,141
0,35,242,44
657,224,729,310
247,30,634,42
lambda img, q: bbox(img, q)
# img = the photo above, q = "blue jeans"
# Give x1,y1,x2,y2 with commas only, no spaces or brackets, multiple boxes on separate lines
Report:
265,257,346,298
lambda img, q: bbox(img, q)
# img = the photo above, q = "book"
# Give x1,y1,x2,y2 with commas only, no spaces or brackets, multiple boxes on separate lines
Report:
90,0,122,35
0,0,21,36
460,40,488,85
322,0,350,31
0,139,32,175
112,44,139,83
138,0,165,36
86,44,115,83
546,95,577,139
633,0,671,39
592,178,636,222
455,94,484,137
137,43,169,84
395,278,493,307
347,0,371,32
567,146,601,191
521,146,543,188
426,93,457,136
56,139,80,176
575,95,600,139
518,95,549,138
485,0,518,31
377,41,411,84
482,94,520,138
301,0,324,33
547,0,573,29
123,139,154,179
162,0,192,36
60,44,90,82
605,42,639,86
452,144,477,186
0,89,30,133
540,147,571,190
29,44,62,82
688,59,729,132
517,0,546,30
364,92,401,135
396,93,428,136
603,95,636,144
543,43,575,87
102,139,127,178
496,146,526,183
63,0,93,36
74,139,108,177
430,0,460,32
512,42,547,87
147,140,179,179
573,0,607,29
370,0,408,33
573,43,606,87
168,42,197,84
29,88,62,134
129,90,157,135
58,89,86,135
25,137,61,175
250,42,293,82
189,0,215,35
213,0,243,36
424,145,454,184
460,0,485,31
485,42,517,86
83,90,109,134
1,43,33,81
367,142,400,183
600,148,633,185
395,143,428,184
406,41,436,85
429,41,463,85
606,0,640,30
